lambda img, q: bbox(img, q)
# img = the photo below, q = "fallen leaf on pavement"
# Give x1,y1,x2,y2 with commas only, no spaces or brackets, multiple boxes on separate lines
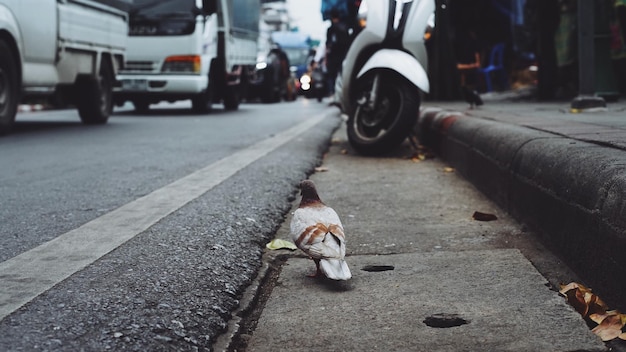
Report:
559,282,585,294
266,239,297,250
560,282,626,341
443,167,455,173
591,313,626,341
315,166,329,172
586,294,610,317
559,282,608,318
562,285,589,316
410,152,433,161
472,211,498,221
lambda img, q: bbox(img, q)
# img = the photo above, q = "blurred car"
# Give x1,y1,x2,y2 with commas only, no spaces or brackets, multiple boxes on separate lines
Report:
249,47,295,103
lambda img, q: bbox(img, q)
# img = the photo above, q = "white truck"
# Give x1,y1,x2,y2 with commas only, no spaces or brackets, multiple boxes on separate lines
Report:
0,0,129,135
114,0,260,113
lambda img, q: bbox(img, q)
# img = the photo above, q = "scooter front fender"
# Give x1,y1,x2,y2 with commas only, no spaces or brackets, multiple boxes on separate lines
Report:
356,49,429,93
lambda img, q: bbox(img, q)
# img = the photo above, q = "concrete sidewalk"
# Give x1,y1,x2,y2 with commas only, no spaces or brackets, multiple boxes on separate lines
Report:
215,104,616,351
416,96,626,312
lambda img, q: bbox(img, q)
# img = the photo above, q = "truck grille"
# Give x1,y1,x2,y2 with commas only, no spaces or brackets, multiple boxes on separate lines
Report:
123,61,159,73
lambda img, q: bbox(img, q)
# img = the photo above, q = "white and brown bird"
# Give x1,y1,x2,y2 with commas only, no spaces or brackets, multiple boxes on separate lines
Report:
290,180,351,280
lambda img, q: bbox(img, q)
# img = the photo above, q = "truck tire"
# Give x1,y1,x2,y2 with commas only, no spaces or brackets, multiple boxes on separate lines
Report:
223,84,240,111
0,41,19,136
260,53,281,103
191,78,213,113
260,68,277,103
77,59,113,125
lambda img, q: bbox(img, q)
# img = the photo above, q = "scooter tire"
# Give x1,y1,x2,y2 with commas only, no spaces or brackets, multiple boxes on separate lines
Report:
347,69,419,155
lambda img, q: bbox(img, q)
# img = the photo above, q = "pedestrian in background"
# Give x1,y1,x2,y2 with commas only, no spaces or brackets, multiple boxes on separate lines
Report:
324,9,350,97
455,29,482,89
525,0,560,100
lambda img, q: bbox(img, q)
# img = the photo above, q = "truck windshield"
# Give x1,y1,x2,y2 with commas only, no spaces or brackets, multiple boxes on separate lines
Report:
129,0,199,36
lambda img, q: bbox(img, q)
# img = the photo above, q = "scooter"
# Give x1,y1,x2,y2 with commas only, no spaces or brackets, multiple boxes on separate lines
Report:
301,65,327,102
310,66,326,102
337,0,434,155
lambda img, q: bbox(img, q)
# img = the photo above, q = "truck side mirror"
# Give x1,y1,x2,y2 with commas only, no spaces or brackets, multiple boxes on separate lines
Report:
203,0,217,15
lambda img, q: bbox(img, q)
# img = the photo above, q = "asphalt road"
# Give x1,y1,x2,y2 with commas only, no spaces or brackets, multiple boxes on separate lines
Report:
0,100,337,351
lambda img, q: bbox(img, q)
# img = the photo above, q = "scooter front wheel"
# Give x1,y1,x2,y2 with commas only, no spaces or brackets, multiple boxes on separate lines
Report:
347,69,420,155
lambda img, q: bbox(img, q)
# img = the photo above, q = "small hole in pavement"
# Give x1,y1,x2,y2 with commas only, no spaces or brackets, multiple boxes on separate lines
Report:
361,265,395,272
423,313,469,328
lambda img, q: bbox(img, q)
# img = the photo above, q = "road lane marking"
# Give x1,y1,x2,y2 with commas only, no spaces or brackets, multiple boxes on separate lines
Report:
0,111,331,321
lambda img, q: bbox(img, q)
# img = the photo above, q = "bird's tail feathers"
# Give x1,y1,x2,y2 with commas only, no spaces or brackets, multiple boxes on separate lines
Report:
320,258,352,280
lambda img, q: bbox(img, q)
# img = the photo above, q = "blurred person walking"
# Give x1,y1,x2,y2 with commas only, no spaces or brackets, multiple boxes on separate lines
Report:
325,9,350,97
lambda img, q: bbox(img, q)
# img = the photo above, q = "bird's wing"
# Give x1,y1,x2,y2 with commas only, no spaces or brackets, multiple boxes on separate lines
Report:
290,206,341,239
291,207,345,260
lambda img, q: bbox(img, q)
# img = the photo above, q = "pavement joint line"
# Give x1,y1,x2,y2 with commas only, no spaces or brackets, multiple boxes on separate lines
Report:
0,112,331,322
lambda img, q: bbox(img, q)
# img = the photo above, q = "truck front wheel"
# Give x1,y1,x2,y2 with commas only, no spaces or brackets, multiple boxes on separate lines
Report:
0,41,19,135
191,79,213,113
77,59,113,124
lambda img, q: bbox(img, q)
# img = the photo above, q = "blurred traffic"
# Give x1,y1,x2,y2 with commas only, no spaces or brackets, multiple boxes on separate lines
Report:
3,0,626,136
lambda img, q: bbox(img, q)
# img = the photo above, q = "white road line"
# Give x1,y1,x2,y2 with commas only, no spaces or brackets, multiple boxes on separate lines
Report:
0,112,330,321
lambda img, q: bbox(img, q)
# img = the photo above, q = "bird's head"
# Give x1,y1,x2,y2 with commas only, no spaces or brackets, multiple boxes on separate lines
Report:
299,180,323,206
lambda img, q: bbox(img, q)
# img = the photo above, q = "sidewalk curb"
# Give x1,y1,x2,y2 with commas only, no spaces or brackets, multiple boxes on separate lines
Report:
417,107,626,310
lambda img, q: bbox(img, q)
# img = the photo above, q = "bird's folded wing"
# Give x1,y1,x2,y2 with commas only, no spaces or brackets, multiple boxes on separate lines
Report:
295,223,345,259
306,229,345,259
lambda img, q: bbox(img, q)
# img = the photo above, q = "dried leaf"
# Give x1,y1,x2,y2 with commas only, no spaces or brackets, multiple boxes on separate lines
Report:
559,282,587,295
591,314,625,341
266,239,297,250
563,286,589,316
587,293,609,316
443,167,455,173
340,149,348,155
559,282,608,319
409,150,434,161
560,282,626,341
411,157,421,163
589,313,607,325
315,166,329,172
590,310,620,325
472,211,498,221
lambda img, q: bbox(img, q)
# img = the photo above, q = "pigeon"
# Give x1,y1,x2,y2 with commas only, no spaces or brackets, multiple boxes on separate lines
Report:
290,180,352,280
462,85,483,109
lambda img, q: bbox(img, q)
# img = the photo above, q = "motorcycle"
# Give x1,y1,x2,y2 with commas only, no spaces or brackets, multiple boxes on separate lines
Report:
300,65,327,102
337,0,434,155
310,65,327,102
